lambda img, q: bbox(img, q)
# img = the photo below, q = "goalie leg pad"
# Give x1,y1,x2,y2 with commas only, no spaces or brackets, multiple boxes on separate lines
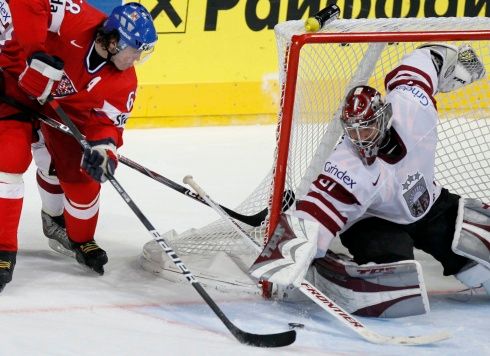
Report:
306,252,429,318
452,198,490,269
455,262,490,295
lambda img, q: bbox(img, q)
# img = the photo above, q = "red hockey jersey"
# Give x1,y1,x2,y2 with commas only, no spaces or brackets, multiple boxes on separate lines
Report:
2,0,137,147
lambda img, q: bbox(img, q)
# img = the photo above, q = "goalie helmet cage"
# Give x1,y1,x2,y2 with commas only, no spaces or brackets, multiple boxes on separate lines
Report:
141,17,490,294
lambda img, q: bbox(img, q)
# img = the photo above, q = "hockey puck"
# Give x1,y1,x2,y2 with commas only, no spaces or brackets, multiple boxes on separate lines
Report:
288,322,305,329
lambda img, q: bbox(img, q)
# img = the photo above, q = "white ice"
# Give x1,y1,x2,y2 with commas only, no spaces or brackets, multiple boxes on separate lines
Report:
1,125,489,355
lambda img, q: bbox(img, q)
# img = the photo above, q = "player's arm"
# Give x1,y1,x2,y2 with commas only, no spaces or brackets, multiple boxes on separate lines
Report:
9,0,50,54
385,43,485,97
10,0,64,104
81,86,135,183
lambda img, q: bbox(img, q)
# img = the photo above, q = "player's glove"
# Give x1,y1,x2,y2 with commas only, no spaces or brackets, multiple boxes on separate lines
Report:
18,52,64,104
81,140,118,183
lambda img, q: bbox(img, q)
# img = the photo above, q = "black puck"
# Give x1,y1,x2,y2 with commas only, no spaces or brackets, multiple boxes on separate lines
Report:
288,322,305,329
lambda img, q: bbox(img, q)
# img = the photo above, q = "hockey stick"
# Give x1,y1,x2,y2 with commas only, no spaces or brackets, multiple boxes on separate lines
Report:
183,175,451,346
45,98,296,348
0,94,293,228
118,155,295,227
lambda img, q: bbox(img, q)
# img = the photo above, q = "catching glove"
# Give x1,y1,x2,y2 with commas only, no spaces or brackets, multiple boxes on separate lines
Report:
18,52,64,104
81,141,118,183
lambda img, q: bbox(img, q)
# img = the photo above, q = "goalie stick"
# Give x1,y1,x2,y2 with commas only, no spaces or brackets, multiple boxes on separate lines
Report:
45,98,296,348
183,175,451,346
0,94,294,227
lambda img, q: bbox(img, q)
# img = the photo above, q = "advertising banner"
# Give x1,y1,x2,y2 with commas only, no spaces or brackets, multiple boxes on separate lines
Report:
101,1,489,127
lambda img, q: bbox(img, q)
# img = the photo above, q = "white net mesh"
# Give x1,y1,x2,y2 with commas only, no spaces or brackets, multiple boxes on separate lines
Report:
141,17,490,292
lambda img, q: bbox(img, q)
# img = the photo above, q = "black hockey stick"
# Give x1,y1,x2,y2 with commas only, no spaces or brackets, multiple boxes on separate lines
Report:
0,95,294,228
118,155,295,227
45,98,296,348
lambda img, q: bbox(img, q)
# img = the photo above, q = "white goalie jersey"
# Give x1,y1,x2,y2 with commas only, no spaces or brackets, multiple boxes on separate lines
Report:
294,48,444,252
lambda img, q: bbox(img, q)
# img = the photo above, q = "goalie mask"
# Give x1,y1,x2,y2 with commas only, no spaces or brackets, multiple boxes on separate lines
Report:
102,3,158,64
340,85,393,165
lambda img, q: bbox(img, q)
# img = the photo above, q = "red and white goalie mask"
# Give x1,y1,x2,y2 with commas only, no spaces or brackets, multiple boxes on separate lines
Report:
340,85,393,165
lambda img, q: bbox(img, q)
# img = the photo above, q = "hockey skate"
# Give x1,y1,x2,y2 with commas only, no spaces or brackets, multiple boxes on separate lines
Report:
0,251,16,293
41,211,76,258
70,240,108,275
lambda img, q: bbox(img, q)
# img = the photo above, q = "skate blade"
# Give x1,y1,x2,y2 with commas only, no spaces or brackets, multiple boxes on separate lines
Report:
48,239,76,258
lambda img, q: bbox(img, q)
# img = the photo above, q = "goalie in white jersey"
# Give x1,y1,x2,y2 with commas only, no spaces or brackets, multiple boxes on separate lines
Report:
251,44,490,317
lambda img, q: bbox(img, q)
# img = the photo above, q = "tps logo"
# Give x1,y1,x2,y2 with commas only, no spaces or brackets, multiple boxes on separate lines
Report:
139,0,188,33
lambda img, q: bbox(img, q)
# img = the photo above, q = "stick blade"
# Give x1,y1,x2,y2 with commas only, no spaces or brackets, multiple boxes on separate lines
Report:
362,329,451,346
232,327,296,347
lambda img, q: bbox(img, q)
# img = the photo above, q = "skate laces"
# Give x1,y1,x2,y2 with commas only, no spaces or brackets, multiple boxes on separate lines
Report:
0,261,11,269
79,241,101,254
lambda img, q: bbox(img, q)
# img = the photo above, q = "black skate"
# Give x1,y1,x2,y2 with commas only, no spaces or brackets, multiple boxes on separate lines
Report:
41,211,75,258
71,240,108,275
0,251,16,293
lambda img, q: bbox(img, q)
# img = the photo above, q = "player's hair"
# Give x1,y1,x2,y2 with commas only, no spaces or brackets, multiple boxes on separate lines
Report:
95,27,119,52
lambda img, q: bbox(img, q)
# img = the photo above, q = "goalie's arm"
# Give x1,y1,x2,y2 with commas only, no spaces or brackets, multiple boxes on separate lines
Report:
385,43,486,96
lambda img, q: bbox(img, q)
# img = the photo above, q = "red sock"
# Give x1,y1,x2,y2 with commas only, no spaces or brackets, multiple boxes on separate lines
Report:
0,197,23,251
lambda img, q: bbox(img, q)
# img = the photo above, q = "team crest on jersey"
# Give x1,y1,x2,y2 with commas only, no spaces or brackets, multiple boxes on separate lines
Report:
402,172,430,217
53,74,77,97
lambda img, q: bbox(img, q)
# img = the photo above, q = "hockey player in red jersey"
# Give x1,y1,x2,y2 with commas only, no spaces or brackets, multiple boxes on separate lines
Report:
0,1,157,291
251,44,489,317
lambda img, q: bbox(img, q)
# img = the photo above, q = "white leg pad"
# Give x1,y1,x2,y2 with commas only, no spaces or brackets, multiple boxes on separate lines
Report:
452,198,490,269
273,251,430,318
455,262,490,294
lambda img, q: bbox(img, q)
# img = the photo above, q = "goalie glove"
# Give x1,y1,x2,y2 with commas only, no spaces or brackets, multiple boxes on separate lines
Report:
81,140,118,183
419,43,486,93
249,213,320,287
18,52,64,105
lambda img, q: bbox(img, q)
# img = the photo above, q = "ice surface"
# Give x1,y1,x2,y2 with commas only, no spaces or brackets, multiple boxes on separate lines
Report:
1,126,488,355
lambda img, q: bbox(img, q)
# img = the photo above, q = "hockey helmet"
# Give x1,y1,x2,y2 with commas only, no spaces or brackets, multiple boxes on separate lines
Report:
340,85,393,165
103,3,158,61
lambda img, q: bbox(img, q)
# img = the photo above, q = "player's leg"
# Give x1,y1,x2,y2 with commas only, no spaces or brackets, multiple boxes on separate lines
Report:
410,188,469,275
411,188,490,294
452,197,490,293
32,130,73,256
274,218,428,317
60,179,108,275
0,70,39,291
339,217,415,264
41,125,108,274
0,119,33,291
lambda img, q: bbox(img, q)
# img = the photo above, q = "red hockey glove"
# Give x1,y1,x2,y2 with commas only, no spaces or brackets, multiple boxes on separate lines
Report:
18,52,64,105
81,141,118,183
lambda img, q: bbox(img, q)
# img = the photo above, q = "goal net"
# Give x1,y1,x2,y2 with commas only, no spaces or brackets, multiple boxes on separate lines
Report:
140,17,490,294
